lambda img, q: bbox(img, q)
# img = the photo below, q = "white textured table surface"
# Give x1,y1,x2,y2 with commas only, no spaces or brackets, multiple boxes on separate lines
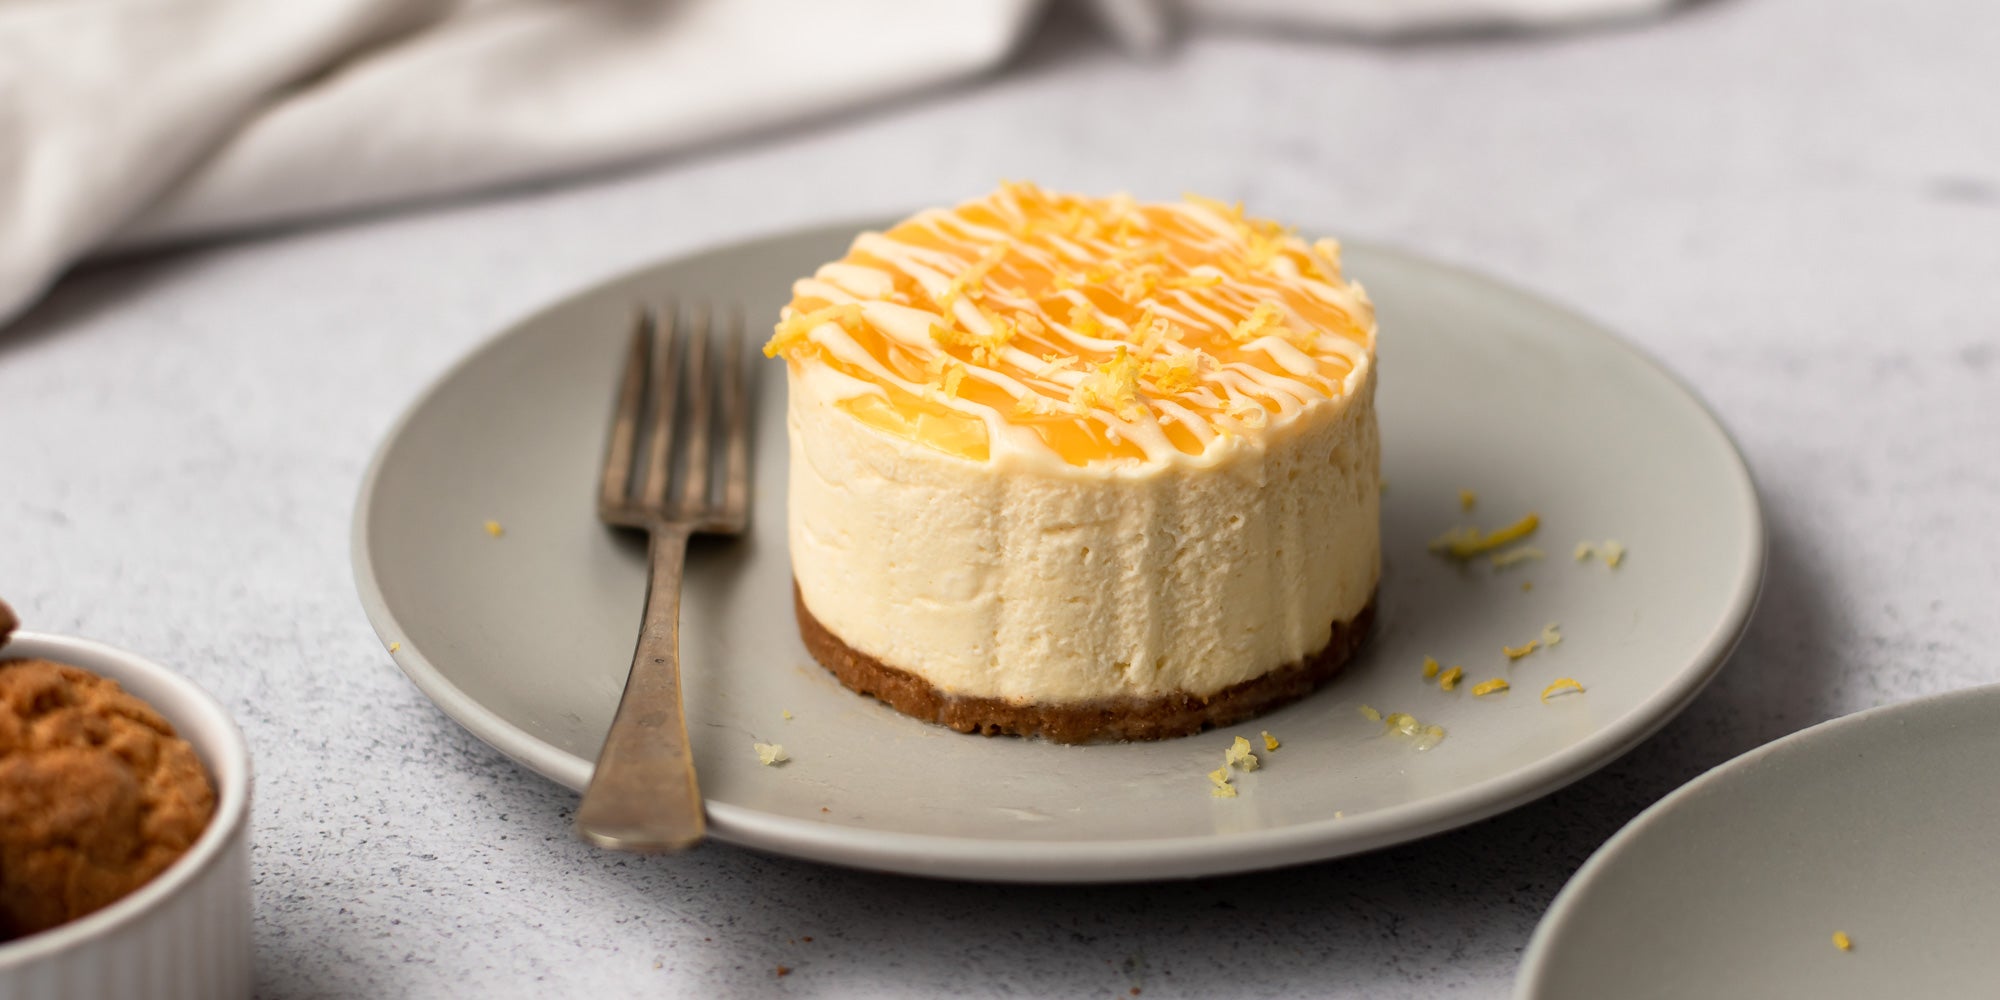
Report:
4,1,1997,996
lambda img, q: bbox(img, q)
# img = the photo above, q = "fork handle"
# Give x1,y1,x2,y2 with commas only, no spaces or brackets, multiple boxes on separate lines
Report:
576,524,705,851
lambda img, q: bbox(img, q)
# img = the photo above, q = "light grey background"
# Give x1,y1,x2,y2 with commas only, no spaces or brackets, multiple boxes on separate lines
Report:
2,0,1995,995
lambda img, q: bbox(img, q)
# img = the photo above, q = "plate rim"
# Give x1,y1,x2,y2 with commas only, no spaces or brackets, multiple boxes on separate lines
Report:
352,218,1767,882
1510,681,2000,998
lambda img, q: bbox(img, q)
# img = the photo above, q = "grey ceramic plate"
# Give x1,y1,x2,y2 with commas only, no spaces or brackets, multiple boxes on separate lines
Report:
352,219,1762,882
1516,684,2000,998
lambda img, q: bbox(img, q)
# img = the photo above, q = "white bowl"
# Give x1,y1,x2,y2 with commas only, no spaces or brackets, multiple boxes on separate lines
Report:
0,632,252,1000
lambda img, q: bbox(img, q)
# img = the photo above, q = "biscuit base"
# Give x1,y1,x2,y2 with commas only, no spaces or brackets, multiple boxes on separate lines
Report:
793,583,1377,744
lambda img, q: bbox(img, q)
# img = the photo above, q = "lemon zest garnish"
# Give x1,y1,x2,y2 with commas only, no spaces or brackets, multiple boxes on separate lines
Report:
1384,712,1421,736
930,314,1015,365
484,520,504,538
1490,546,1545,569
782,709,794,720
1574,542,1596,562
1225,735,1260,771
1429,513,1541,559
388,642,400,653
1504,640,1540,661
1439,666,1466,691
1422,656,1441,680
1415,725,1447,751
1066,299,1103,338
1472,678,1511,697
764,303,862,358
1069,345,1144,418
1540,678,1586,702
1602,540,1627,568
1832,931,1853,952
1033,355,1079,379
924,354,967,399
754,742,789,766
1012,394,1062,417
1459,489,1478,511
1541,623,1563,647
1261,731,1280,752
936,243,1011,317
1357,705,1382,722
1229,301,1286,343
1142,350,1203,394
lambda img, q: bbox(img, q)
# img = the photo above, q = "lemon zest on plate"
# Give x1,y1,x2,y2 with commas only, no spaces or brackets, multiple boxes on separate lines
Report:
1429,513,1540,559
1208,766,1237,798
1422,656,1441,680
1439,666,1465,691
1540,678,1586,702
1225,735,1260,771
1261,731,1281,752
1472,678,1511,697
1504,640,1540,661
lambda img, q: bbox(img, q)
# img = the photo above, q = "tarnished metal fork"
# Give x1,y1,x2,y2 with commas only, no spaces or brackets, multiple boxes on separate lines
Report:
576,303,751,852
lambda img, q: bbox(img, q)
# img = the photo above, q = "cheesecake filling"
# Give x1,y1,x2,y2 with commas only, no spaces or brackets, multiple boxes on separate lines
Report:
788,359,1379,705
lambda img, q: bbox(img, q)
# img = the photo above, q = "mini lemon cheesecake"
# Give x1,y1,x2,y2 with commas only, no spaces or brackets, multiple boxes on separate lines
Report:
765,184,1380,742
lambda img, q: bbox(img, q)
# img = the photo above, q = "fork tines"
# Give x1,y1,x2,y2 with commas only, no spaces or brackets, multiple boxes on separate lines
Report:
598,302,752,535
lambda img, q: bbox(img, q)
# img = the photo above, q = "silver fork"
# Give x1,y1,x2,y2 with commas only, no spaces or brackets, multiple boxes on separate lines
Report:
576,303,751,852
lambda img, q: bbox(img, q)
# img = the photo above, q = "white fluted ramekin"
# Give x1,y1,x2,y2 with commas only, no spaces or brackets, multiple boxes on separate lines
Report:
0,632,252,1000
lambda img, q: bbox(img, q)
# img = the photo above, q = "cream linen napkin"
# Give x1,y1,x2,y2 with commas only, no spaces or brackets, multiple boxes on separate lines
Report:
0,0,1041,326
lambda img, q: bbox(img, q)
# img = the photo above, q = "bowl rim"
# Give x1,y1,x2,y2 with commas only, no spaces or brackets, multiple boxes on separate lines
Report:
0,631,253,966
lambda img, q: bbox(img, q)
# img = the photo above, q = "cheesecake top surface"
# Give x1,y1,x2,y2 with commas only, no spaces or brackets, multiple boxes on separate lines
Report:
765,184,1377,471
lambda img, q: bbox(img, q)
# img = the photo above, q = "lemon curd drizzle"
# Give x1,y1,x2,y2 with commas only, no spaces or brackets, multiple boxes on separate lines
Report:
765,184,1376,467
